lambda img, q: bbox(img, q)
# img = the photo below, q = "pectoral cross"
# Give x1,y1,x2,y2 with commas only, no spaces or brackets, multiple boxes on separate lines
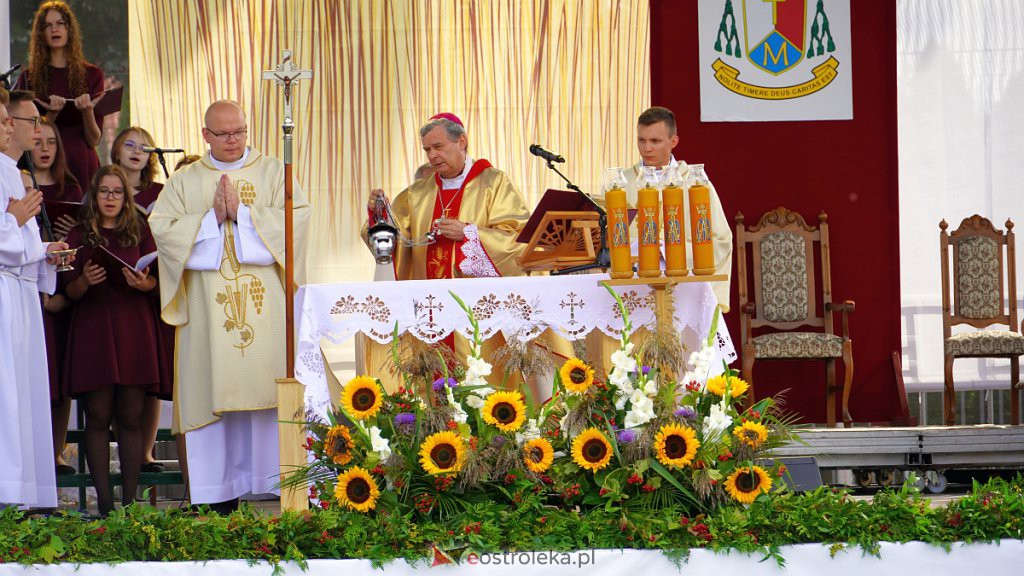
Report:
763,0,785,25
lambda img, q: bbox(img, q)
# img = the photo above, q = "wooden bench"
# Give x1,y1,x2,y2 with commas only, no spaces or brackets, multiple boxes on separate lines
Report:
58,427,185,509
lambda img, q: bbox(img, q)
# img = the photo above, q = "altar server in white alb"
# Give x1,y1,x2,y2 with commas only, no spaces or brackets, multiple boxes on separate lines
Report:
625,106,733,311
149,100,309,513
0,91,67,510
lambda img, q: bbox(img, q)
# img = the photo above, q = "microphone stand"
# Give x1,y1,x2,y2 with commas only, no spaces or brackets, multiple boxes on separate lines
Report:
539,159,611,275
22,152,54,242
153,150,170,178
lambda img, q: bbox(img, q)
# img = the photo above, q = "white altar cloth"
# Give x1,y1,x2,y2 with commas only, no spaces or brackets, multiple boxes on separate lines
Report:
295,275,736,417
2,542,1019,576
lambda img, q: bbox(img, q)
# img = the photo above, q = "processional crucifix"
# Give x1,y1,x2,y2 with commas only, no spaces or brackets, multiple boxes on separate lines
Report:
262,49,311,378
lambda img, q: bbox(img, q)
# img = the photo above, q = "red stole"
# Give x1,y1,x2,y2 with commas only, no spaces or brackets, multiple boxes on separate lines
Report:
425,159,492,279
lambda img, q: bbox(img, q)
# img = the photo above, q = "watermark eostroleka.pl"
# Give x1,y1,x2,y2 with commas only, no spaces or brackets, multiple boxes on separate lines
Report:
464,550,596,567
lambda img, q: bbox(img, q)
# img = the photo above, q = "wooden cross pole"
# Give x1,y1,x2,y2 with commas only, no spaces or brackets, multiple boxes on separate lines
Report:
262,49,311,378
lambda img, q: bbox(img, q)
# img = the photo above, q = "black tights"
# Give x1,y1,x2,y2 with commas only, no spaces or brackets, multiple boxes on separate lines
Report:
83,385,146,516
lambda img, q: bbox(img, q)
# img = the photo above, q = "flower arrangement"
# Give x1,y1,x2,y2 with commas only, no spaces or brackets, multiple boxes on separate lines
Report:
293,285,793,519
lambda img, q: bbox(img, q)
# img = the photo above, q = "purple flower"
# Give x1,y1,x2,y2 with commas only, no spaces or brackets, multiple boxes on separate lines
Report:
432,377,458,391
674,406,696,419
394,412,416,427
641,365,652,376
491,435,507,448
617,429,637,444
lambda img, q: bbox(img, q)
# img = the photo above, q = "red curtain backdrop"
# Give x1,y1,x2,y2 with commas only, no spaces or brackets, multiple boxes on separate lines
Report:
649,1,902,424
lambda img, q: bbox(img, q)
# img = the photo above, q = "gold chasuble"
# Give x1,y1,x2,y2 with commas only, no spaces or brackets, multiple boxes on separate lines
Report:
361,160,544,392
150,150,310,433
364,160,530,280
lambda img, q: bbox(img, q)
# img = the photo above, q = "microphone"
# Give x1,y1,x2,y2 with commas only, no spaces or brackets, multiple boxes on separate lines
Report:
0,64,21,89
142,146,185,154
529,144,565,164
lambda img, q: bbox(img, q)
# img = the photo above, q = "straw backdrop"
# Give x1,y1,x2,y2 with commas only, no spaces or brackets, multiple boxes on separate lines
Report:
129,0,650,281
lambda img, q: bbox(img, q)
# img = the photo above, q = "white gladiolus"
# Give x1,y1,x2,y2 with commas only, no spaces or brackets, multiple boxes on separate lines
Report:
446,387,469,423
368,426,392,460
465,394,487,409
466,356,492,379
643,378,659,396
702,401,733,444
624,396,656,428
610,349,637,374
515,418,541,445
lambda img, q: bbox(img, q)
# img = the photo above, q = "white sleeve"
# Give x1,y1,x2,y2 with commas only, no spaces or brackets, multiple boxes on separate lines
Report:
185,209,225,271
35,248,56,295
233,204,276,266
0,212,29,266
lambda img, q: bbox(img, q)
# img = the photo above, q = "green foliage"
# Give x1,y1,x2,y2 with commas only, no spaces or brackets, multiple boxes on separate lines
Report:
2,475,1023,567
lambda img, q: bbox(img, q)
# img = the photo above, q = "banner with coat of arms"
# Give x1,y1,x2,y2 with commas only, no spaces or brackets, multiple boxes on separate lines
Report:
698,0,852,122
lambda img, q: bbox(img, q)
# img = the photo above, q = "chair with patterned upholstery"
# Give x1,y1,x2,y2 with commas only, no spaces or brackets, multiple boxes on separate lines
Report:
735,207,855,427
939,215,1022,426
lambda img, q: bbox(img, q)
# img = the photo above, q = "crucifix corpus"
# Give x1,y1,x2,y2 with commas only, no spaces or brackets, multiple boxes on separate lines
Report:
262,49,312,378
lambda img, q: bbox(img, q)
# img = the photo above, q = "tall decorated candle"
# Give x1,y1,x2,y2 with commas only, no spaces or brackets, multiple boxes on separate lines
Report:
661,164,688,277
688,164,714,275
604,167,633,279
636,166,661,278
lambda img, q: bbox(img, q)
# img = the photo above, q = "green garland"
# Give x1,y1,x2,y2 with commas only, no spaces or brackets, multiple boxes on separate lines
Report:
1,475,1022,568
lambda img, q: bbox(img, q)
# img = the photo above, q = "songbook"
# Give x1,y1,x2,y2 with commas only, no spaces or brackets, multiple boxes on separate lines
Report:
43,199,82,224
90,246,157,289
91,84,124,118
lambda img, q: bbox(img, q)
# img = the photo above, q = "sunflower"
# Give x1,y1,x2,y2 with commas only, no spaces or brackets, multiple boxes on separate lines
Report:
725,465,773,504
481,391,527,432
705,374,749,398
324,425,354,465
334,466,380,512
653,423,700,467
419,430,467,475
522,438,554,473
341,376,383,420
571,427,613,472
733,421,769,448
559,358,595,393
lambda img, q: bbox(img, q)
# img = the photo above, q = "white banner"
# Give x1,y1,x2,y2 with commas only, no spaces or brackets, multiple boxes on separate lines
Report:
698,0,853,122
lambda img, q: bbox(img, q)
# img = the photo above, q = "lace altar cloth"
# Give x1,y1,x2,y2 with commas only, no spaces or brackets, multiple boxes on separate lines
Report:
295,275,736,417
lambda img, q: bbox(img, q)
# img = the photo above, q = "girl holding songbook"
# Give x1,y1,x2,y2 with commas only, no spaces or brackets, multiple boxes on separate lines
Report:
112,126,175,473
31,118,81,237
31,118,82,476
18,1,107,189
111,127,163,214
63,165,160,516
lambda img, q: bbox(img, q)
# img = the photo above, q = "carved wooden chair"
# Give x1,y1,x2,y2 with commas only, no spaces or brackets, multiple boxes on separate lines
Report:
735,207,855,427
939,216,1022,425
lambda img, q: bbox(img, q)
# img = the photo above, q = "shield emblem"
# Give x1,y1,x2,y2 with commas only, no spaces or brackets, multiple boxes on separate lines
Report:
742,0,806,75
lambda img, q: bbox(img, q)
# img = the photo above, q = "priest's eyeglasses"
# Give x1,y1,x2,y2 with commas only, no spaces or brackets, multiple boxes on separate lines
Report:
11,115,42,129
207,127,248,141
98,187,125,199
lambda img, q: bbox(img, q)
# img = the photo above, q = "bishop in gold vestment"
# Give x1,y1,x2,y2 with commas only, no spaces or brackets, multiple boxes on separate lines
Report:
149,101,309,506
363,113,570,396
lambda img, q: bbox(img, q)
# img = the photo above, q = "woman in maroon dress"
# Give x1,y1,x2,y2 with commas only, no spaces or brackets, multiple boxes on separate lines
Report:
20,1,106,190
111,125,172,472
31,118,81,476
111,126,163,215
63,165,160,516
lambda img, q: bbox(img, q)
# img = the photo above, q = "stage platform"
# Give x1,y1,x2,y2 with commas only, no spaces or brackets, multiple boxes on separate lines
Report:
776,425,1024,491
1,542,1019,576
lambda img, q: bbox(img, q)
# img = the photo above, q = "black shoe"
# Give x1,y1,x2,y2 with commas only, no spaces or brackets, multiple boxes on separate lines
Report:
141,462,165,473
56,463,77,475
207,498,239,515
